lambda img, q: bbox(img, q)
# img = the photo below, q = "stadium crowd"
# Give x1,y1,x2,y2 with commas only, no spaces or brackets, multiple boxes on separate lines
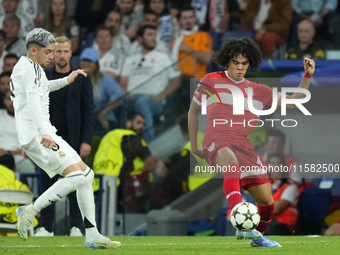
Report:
1,0,340,237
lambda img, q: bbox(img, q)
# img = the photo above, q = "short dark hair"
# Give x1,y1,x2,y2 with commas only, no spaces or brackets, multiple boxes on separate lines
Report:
127,111,145,121
266,129,286,144
0,71,12,79
4,53,19,61
0,29,6,39
137,25,157,38
106,10,122,23
178,115,188,135
177,6,195,20
143,10,158,17
212,37,263,70
95,25,113,38
0,154,15,171
4,13,21,27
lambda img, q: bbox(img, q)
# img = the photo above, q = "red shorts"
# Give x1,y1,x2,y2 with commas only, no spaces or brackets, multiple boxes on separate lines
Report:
203,137,270,190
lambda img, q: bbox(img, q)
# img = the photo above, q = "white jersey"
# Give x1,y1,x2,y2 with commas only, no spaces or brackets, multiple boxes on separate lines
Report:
10,56,68,146
98,51,121,76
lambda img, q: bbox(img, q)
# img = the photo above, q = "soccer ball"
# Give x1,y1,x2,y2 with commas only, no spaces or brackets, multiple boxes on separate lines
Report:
230,202,260,231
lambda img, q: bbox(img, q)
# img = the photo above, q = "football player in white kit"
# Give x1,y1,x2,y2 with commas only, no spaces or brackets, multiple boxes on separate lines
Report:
11,28,121,249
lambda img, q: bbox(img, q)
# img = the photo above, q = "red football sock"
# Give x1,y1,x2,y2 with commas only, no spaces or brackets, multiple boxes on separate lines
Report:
223,162,242,210
256,203,275,234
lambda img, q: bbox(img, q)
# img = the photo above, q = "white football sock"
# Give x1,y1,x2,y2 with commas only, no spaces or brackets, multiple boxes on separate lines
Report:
32,171,85,213
77,167,100,240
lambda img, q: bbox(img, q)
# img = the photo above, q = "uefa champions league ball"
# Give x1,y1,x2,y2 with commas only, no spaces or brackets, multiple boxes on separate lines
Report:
230,202,260,231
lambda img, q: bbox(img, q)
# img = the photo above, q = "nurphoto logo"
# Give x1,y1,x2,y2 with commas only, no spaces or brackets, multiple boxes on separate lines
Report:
196,82,312,128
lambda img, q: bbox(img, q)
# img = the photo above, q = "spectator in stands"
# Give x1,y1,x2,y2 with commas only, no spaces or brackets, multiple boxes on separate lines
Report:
0,90,36,174
155,115,211,204
0,152,38,229
292,0,338,41
170,6,213,80
265,153,303,235
79,47,124,130
94,26,121,80
120,25,180,142
2,53,19,72
93,112,158,213
2,14,27,57
119,0,143,40
42,0,80,53
0,0,36,38
0,71,11,109
259,129,302,185
0,30,7,72
144,0,180,44
128,11,170,55
36,0,76,28
35,36,93,237
239,0,292,59
93,11,131,62
75,0,114,36
286,20,325,59
192,0,241,32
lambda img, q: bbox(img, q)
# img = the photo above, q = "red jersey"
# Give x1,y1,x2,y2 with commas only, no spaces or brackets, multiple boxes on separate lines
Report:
193,71,280,146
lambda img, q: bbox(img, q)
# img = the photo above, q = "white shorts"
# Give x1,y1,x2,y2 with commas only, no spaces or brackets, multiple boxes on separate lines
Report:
22,133,81,178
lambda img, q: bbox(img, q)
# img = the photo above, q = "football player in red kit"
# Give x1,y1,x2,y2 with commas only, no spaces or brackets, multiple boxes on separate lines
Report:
188,37,315,247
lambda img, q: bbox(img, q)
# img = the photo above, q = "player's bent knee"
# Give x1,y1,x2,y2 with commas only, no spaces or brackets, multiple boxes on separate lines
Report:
84,168,94,183
65,170,86,189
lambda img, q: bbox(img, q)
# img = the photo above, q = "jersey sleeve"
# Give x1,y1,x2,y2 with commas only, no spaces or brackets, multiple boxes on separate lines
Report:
192,74,211,106
121,57,131,77
165,54,180,79
281,184,299,204
198,33,213,53
25,63,44,97
259,84,281,108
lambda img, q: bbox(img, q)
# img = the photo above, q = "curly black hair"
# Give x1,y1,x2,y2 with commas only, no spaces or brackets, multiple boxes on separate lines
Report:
212,37,263,70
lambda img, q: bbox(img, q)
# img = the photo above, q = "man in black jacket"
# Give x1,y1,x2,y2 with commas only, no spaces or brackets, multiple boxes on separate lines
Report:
35,36,94,236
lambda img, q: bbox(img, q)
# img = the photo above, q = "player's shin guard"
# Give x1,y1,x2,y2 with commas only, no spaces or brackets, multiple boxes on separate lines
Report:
223,162,242,210
27,170,85,216
256,203,275,234
76,167,100,240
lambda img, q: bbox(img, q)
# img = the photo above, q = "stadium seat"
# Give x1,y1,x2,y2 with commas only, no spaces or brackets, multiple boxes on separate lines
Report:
296,188,332,234
0,190,34,236
223,31,254,43
209,31,221,51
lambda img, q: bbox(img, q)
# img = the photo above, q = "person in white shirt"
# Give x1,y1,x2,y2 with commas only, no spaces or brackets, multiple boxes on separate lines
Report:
0,0,37,38
128,11,170,56
0,29,7,72
10,28,121,249
120,25,180,142
93,11,131,62
2,13,27,57
95,26,121,80
0,90,36,174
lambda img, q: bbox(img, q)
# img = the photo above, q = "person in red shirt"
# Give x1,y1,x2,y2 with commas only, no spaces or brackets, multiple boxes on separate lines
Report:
188,37,315,247
259,129,302,185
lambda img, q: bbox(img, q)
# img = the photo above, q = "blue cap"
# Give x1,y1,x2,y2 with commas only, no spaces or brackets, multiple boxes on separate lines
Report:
80,47,99,62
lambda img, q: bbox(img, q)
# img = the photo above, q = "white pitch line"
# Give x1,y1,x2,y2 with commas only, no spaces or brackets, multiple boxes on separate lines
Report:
0,240,329,248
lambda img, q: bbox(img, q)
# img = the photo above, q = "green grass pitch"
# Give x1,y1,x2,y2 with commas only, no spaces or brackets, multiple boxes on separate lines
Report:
1,236,340,255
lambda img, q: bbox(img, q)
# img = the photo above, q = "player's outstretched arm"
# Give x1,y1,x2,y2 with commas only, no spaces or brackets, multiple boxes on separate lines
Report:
67,69,87,84
189,100,203,159
48,69,87,92
278,58,315,109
